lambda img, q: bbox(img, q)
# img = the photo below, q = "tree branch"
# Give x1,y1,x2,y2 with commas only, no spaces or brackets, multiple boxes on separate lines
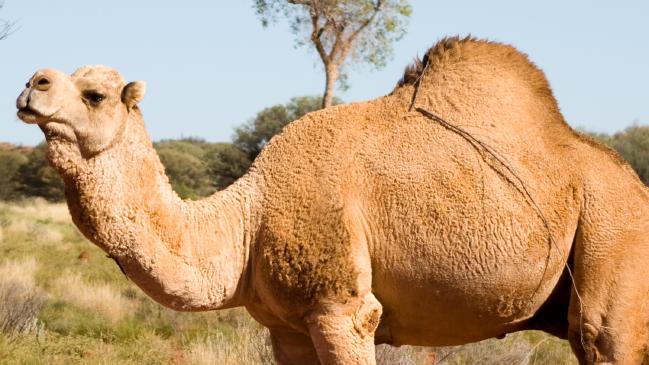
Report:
308,6,330,66
334,0,384,66
0,2,13,40
350,0,383,42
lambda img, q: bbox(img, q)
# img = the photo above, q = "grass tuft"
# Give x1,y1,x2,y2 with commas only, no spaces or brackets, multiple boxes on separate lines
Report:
186,324,274,365
0,258,47,336
51,273,130,325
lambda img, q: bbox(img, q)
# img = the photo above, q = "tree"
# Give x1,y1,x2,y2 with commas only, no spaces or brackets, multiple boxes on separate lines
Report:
14,144,65,201
0,1,14,40
155,139,217,199
606,125,649,185
254,0,411,108
205,143,250,190
0,149,27,200
583,125,649,186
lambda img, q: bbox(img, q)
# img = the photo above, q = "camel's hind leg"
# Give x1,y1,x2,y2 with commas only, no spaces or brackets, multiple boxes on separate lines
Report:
305,292,383,365
568,297,648,365
568,201,649,364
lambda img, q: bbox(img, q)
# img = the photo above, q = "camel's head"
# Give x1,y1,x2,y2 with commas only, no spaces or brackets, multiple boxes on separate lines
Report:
16,66,146,156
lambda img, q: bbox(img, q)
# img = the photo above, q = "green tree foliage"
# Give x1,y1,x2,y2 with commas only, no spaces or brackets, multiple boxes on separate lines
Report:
601,125,649,185
254,0,411,108
205,143,250,190
154,139,217,200
14,144,65,202
154,138,259,198
0,149,27,200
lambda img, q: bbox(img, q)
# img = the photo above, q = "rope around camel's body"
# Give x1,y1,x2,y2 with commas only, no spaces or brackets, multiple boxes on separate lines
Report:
407,68,586,349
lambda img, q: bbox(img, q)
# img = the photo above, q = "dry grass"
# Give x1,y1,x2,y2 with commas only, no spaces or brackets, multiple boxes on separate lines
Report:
6,218,31,235
6,198,71,224
428,332,577,365
2,199,66,243
0,258,47,336
376,344,430,365
51,272,130,324
186,323,274,365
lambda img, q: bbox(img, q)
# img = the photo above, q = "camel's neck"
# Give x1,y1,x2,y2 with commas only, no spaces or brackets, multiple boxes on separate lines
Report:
48,113,256,310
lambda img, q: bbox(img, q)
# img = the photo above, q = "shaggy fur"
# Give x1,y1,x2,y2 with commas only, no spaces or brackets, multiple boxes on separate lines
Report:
17,38,649,364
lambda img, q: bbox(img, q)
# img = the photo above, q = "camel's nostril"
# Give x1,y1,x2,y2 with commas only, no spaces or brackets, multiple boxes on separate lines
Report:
35,76,51,91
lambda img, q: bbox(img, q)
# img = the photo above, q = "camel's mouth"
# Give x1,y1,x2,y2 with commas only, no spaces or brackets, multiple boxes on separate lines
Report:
17,106,48,124
17,106,61,125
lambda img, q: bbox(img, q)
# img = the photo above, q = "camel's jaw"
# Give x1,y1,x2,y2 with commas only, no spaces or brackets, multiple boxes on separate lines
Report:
17,106,78,148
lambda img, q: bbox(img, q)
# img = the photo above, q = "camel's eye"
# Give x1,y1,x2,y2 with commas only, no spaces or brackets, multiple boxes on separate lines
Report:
83,90,105,106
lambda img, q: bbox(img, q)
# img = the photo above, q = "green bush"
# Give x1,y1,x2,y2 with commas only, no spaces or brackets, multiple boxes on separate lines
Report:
605,125,649,185
156,139,216,200
233,95,335,161
0,150,28,200
13,144,65,202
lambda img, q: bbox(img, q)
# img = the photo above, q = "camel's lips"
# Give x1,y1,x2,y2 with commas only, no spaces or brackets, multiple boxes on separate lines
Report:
17,106,51,124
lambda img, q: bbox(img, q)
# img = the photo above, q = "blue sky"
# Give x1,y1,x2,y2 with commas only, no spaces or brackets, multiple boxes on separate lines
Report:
1,1,647,145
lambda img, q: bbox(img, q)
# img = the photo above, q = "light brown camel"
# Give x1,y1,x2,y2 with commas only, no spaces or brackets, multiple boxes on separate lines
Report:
16,37,649,364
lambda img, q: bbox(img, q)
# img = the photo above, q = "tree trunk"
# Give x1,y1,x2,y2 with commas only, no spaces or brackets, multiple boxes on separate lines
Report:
322,65,338,109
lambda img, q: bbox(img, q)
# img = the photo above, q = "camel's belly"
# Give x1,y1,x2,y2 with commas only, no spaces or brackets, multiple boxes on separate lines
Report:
370,228,571,346
373,272,550,346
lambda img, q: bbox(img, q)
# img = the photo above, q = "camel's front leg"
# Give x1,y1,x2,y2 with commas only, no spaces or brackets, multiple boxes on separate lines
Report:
306,292,383,365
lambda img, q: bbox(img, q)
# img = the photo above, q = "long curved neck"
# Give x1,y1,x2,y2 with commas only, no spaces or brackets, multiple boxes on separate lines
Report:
48,113,256,310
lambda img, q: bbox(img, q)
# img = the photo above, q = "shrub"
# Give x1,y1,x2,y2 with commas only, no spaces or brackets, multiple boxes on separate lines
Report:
606,125,649,185
155,139,217,199
13,143,65,202
0,259,47,336
0,149,28,200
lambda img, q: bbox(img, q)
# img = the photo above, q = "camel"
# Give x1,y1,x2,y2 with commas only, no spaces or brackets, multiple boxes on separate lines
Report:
16,37,649,364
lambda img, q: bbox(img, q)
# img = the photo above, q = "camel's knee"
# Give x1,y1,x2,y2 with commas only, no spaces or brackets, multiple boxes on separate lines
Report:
569,321,647,365
306,292,383,365
308,292,382,336
569,322,603,364
352,292,383,338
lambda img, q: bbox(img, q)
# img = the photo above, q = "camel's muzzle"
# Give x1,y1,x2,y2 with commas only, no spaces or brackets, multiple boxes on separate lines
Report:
17,105,46,124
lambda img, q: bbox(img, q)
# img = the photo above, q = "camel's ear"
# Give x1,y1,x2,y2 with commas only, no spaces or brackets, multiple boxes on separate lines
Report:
121,81,146,108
